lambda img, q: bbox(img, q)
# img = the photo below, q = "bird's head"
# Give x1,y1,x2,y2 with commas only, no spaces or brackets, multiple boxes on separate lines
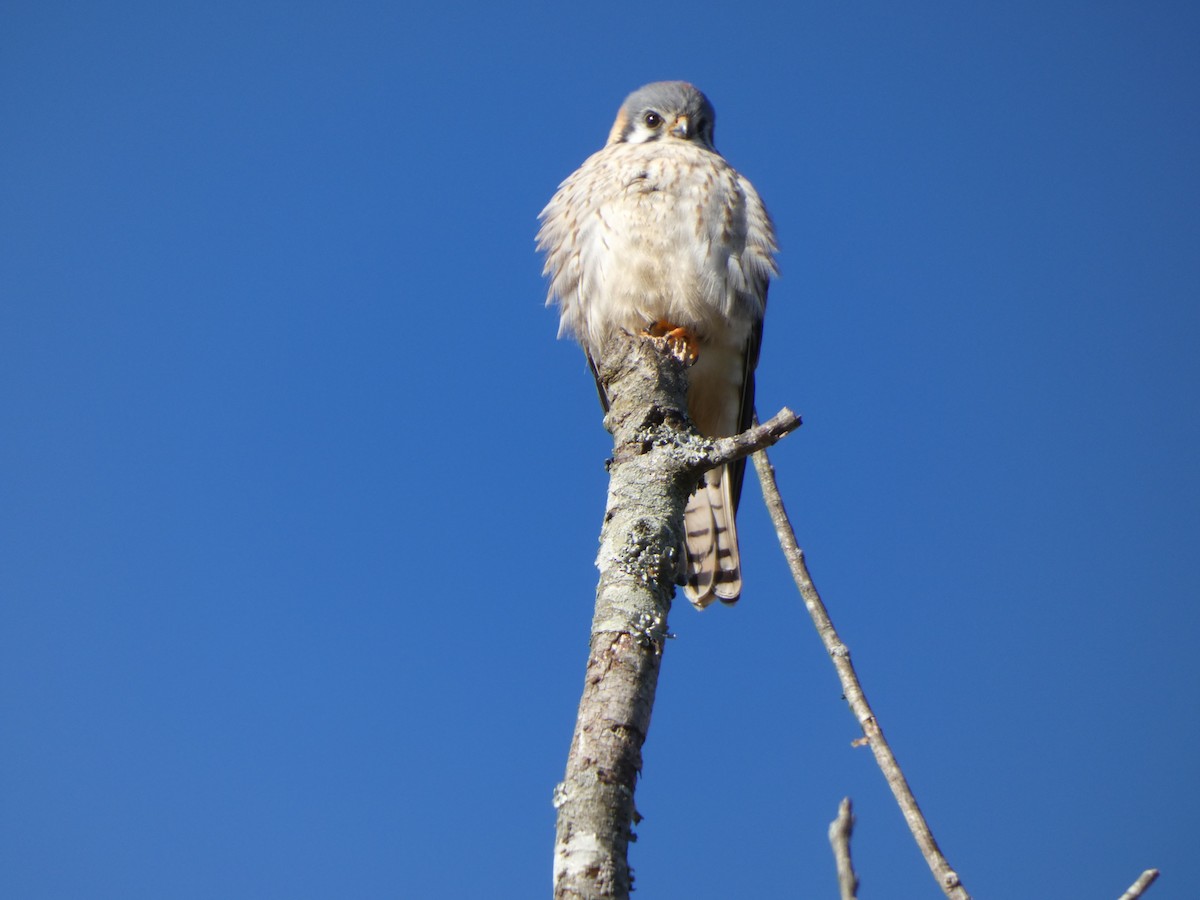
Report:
605,81,717,151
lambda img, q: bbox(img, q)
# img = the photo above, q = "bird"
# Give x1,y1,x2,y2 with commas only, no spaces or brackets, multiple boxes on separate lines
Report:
537,81,778,609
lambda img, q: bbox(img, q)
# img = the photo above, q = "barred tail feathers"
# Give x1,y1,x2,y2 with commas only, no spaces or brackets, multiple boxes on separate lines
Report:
682,464,742,609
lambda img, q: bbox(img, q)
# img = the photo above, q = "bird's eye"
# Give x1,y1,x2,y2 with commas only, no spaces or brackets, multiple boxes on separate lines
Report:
643,111,662,128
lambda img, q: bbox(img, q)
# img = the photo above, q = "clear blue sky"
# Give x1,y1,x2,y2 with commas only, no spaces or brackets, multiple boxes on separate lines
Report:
3,2,1198,897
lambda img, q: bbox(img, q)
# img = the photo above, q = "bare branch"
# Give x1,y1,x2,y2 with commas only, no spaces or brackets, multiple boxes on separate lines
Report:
828,797,859,900
1118,869,1160,900
750,444,971,900
553,335,686,900
552,336,805,899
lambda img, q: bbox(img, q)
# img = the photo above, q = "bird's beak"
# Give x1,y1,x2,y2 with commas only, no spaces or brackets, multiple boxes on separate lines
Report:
670,115,690,139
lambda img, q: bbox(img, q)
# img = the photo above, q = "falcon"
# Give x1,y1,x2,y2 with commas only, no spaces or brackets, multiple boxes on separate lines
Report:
537,81,778,608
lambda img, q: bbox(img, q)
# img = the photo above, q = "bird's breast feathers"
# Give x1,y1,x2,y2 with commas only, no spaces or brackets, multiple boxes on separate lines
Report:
538,141,775,357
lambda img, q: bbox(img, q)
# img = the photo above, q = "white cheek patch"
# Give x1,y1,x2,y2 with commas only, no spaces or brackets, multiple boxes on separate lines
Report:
624,125,659,146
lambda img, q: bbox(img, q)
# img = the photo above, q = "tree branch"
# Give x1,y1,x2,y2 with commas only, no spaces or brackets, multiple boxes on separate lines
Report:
552,337,683,900
553,334,1161,898
828,797,859,900
1118,869,1160,900
552,336,798,899
750,443,972,900
699,407,802,471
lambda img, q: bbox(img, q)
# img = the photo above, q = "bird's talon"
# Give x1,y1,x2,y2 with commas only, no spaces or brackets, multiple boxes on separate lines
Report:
640,320,699,365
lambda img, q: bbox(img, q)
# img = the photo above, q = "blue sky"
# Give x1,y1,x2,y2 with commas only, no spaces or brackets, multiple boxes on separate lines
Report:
3,2,1198,897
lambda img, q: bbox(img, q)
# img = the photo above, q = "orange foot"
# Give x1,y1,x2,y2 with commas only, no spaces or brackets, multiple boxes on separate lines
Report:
640,320,700,365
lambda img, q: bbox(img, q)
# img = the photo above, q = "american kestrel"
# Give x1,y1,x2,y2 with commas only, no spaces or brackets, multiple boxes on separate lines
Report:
537,81,778,609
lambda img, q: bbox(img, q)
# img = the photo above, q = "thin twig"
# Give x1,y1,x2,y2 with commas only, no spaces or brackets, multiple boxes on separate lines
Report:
828,797,859,900
1117,869,1160,900
701,407,801,470
750,443,971,900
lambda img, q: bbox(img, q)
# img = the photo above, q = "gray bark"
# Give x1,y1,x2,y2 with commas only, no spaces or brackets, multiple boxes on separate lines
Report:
551,335,696,900
829,797,859,900
552,334,798,900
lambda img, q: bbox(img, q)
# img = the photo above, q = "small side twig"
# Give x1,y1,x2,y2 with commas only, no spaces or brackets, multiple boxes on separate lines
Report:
700,407,801,470
1118,869,1160,900
750,443,970,900
828,797,859,900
